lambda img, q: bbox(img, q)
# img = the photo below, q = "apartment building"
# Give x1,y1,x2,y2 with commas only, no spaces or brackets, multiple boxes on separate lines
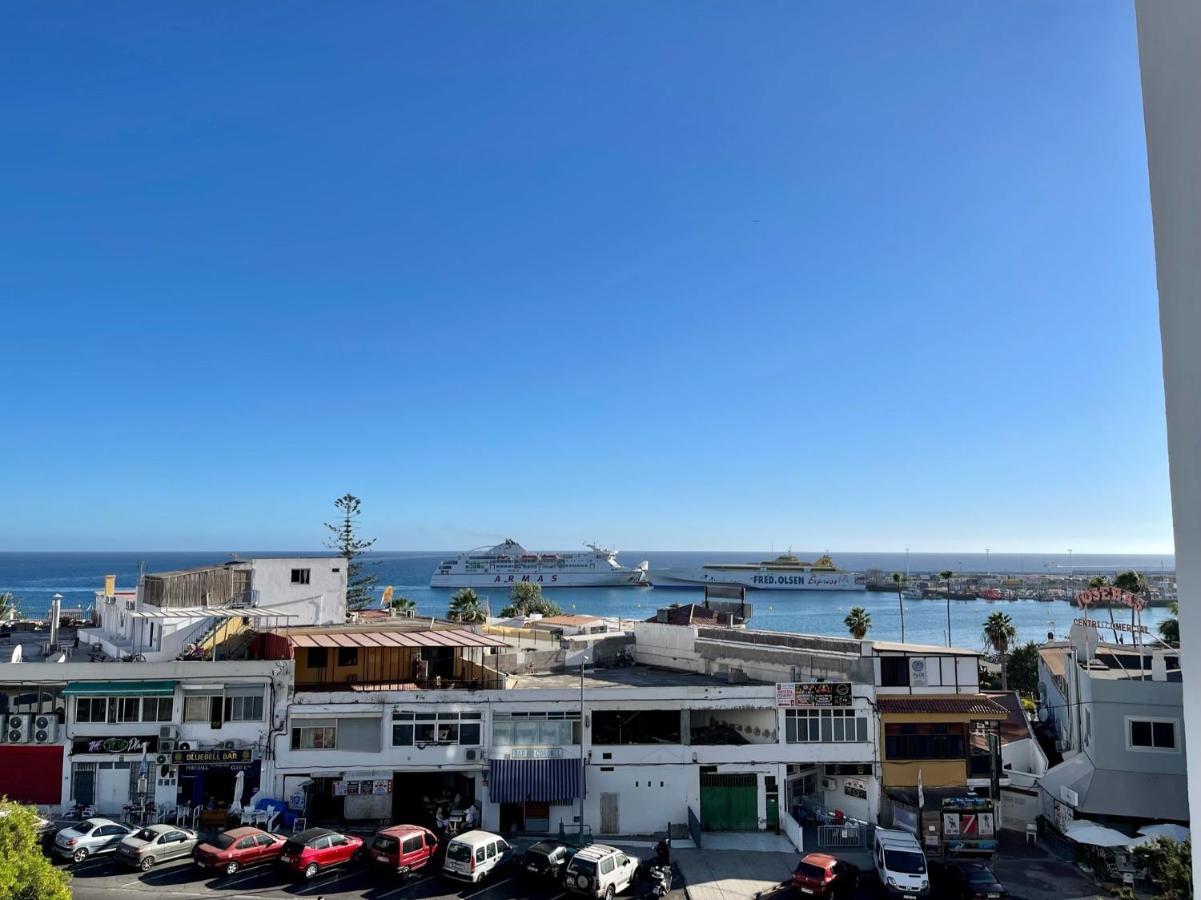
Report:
1037,631,1187,830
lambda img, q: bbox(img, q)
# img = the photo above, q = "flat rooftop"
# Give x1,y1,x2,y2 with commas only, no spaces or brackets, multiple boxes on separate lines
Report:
509,664,767,690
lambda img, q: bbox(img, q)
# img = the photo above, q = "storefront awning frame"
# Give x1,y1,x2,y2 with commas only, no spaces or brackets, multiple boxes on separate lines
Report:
62,680,177,696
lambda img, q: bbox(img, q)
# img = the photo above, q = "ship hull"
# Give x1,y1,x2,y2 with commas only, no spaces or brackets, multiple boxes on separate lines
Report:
431,571,648,588
651,569,862,591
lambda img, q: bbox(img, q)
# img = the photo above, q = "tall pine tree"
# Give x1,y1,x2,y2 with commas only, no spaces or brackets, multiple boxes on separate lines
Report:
324,494,377,612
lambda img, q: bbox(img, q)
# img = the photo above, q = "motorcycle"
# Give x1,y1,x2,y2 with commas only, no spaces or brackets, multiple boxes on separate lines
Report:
646,864,672,898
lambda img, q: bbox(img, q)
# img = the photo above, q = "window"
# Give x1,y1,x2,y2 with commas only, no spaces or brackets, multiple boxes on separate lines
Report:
402,835,423,854
225,694,264,722
141,697,173,723
600,856,615,875
307,647,328,669
255,834,275,847
879,657,911,687
337,647,358,668
75,697,107,723
291,723,337,749
110,697,140,723
493,711,581,746
1129,718,1178,751
236,836,255,850
884,723,966,760
395,710,481,746
785,709,868,743
184,695,217,722
291,568,311,585
592,709,681,745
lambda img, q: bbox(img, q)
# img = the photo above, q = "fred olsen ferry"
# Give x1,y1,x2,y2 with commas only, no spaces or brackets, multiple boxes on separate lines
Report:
652,553,864,591
431,539,649,588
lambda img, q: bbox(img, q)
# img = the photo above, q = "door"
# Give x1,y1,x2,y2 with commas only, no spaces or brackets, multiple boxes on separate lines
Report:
96,767,129,813
600,793,620,834
700,772,758,831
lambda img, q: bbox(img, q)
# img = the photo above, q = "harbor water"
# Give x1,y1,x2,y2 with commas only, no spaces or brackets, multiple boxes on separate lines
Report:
0,550,1174,648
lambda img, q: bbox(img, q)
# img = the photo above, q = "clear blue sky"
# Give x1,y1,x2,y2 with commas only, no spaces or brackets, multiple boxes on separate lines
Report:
0,2,1171,553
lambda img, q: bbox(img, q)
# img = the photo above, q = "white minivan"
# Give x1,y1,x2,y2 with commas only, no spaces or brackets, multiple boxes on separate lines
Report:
872,828,930,899
442,830,514,883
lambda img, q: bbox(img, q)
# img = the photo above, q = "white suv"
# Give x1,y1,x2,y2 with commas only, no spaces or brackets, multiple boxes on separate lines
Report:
564,844,640,899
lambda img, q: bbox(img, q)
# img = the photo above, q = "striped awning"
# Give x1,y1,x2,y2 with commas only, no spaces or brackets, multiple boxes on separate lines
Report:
489,758,581,804
278,628,509,650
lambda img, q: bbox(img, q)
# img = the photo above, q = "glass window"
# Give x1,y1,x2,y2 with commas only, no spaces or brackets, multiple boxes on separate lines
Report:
600,856,615,874
460,722,481,745
785,709,866,744
236,836,255,850
290,568,311,585
255,834,275,847
337,647,358,668
291,725,336,749
184,695,214,722
402,835,423,854
110,697,140,723
1130,719,1177,750
141,697,173,722
75,697,107,723
226,694,264,722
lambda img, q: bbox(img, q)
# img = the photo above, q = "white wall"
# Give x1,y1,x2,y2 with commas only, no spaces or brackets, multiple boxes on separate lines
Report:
1136,0,1201,877
250,557,347,625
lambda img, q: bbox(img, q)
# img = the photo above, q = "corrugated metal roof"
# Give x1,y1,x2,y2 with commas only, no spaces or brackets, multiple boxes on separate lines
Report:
280,628,508,650
877,695,1008,717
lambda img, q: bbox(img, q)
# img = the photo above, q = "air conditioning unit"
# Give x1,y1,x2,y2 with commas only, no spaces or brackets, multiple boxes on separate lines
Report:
821,777,838,792
465,749,477,761
159,739,176,753
177,741,192,751
155,753,171,766
32,715,57,743
158,725,178,740
5,714,31,744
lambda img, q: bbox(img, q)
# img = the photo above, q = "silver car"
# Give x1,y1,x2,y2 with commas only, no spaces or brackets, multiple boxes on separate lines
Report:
54,818,135,863
117,824,200,871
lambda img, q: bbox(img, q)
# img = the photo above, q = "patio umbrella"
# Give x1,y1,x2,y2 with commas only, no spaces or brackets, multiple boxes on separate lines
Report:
230,769,246,815
1065,820,1139,848
1137,823,1191,843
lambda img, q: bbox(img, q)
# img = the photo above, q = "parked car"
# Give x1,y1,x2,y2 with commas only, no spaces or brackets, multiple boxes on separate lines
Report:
940,860,1009,900
53,818,135,863
369,824,439,878
442,830,514,883
872,828,930,899
278,827,364,880
564,844,640,899
791,852,860,897
116,824,201,871
520,840,578,882
194,826,287,875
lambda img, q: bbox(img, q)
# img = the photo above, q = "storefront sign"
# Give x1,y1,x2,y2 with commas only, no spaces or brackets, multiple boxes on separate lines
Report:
511,747,564,759
1072,617,1148,635
775,682,852,708
1075,586,1146,612
72,736,157,755
171,749,253,766
336,778,392,796
843,778,868,800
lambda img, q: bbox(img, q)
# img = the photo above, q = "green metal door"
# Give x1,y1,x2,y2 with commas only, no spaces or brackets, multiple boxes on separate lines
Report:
700,772,758,831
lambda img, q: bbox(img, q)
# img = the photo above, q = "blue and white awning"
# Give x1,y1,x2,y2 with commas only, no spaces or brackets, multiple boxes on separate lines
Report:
489,758,580,804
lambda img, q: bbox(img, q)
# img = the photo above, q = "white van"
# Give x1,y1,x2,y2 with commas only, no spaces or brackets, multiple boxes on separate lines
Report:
872,828,930,899
442,830,514,883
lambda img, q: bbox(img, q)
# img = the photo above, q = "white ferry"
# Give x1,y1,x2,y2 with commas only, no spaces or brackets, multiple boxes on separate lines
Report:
430,539,650,588
652,553,864,591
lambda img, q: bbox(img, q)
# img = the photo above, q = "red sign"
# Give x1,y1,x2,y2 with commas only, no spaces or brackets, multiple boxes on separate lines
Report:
1075,586,1146,613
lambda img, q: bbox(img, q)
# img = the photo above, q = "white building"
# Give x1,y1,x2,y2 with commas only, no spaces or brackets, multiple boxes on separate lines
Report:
81,556,347,662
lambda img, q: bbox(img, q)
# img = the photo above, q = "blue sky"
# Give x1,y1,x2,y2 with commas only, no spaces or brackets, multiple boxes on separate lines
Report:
0,2,1171,553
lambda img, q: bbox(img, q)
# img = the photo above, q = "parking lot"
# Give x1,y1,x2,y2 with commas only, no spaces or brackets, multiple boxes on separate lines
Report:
62,841,687,900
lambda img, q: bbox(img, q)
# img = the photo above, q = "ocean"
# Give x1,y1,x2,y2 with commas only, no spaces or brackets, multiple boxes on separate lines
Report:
0,550,1174,648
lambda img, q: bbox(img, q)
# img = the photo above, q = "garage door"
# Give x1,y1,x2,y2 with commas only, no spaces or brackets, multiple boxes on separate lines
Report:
700,772,757,831
0,746,63,804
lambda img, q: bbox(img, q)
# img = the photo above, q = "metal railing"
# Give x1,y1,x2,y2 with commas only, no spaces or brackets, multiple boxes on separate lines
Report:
817,822,868,848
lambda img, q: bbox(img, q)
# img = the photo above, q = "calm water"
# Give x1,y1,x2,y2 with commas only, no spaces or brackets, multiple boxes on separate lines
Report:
0,550,1173,648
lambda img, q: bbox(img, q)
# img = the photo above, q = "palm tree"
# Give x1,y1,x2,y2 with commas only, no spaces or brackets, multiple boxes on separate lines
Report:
892,572,907,642
0,593,19,623
939,570,954,647
982,611,1018,690
447,588,486,624
1114,570,1149,642
389,595,417,617
1089,575,1120,639
844,607,871,640
1159,600,1179,646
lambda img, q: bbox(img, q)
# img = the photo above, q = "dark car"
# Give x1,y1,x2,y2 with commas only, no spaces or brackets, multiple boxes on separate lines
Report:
942,860,1008,900
194,826,287,875
369,824,439,878
277,827,364,880
520,840,578,882
792,852,860,897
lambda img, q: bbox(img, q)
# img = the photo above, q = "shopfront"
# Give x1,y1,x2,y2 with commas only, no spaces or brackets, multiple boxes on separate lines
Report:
69,735,159,814
173,748,260,815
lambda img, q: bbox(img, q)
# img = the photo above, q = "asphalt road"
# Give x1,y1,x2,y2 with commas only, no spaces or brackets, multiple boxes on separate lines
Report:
64,850,686,900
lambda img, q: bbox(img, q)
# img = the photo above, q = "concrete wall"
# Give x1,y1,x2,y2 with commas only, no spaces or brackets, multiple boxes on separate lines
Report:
250,557,346,625
1136,0,1201,877
1080,672,1186,775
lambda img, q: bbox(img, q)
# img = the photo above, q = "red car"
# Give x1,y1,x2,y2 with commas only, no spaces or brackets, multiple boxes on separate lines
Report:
792,852,860,897
369,824,439,877
194,826,286,876
277,827,364,880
